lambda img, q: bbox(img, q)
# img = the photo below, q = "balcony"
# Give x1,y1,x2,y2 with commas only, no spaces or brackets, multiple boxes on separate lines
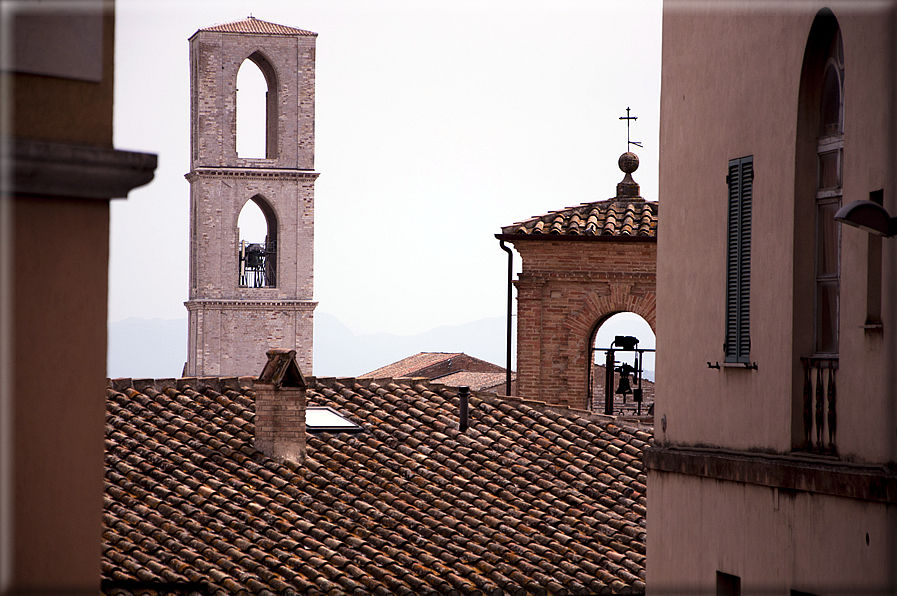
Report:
799,356,838,454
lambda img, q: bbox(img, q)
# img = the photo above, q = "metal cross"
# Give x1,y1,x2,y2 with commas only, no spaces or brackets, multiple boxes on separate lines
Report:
619,107,643,151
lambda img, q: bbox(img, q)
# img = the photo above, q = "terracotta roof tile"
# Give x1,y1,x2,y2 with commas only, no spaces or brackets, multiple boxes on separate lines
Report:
502,198,658,237
198,16,317,36
104,376,650,595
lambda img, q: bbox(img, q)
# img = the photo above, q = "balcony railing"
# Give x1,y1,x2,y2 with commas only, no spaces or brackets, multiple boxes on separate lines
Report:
238,240,276,288
800,356,838,454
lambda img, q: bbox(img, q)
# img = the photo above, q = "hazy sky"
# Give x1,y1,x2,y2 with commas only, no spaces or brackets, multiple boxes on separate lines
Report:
111,0,662,337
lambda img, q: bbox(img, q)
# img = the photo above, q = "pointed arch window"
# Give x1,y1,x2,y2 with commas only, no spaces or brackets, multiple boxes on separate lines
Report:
814,31,843,355
236,52,279,159
238,196,277,288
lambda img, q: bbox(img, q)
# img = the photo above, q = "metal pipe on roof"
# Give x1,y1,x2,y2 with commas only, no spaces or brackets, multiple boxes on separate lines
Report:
459,386,470,432
499,239,513,395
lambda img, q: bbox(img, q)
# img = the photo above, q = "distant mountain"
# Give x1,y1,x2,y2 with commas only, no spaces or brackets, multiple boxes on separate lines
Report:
107,315,516,380
108,314,652,382
108,317,187,379
313,314,515,378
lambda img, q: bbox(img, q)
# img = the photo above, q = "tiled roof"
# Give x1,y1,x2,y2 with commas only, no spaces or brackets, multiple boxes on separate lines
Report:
199,17,317,36
434,370,515,392
501,199,658,238
362,352,464,378
104,376,650,595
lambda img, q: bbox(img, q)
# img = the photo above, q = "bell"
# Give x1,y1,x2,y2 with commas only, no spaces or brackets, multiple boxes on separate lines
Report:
615,375,632,395
615,363,633,395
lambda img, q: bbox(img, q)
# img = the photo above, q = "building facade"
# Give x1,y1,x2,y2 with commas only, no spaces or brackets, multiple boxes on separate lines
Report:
498,154,657,410
2,3,156,593
185,17,318,377
648,2,897,593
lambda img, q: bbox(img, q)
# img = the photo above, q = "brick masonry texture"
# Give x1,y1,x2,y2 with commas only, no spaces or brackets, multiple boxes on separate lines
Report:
499,190,658,411
510,239,657,410
103,376,650,595
185,21,318,378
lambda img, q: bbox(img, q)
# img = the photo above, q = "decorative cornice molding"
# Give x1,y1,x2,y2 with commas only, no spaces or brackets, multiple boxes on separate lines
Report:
645,446,897,504
185,299,318,310
6,138,157,200
186,168,320,182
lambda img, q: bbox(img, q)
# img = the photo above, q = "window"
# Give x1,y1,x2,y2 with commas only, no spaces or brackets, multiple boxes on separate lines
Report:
717,571,741,596
237,195,277,288
813,31,843,355
725,156,753,363
306,407,363,433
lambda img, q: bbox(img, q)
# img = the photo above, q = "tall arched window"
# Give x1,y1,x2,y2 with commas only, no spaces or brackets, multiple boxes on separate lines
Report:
793,9,842,452
238,196,277,287
235,52,279,159
814,29,843,354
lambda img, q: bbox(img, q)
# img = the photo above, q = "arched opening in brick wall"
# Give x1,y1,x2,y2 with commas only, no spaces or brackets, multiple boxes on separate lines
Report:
238,195,278,288
589,312,656,415
236,52,279,158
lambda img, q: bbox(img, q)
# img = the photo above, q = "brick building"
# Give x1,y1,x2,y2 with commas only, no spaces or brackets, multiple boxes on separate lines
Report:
497,152,657,410
185,17,318,377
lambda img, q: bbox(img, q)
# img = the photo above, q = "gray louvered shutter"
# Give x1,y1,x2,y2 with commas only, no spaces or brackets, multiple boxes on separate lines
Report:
725,156,752,363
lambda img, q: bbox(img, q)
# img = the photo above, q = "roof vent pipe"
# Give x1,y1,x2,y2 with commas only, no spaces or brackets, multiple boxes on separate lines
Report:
458,386,470,432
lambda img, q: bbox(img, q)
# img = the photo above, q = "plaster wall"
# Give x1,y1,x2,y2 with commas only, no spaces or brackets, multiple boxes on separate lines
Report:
647,469,896,594
2,6,149,594
656,2,896,462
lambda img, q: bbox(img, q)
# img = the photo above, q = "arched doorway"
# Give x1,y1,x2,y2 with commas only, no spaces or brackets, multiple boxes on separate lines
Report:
589,312,655,415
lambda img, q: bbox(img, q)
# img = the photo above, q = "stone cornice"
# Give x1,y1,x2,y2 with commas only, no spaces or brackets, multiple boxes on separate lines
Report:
185,168,321,182
6,138,157,200
185,299,318,310
645,445,897,504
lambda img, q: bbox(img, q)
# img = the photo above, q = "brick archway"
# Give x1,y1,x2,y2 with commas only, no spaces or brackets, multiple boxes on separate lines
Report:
562,286,657,407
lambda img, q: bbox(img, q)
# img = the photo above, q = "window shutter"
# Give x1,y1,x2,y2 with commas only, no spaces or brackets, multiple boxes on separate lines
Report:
725,156,752,363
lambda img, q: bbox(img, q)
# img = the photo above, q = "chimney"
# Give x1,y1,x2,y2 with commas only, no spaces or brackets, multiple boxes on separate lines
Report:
254,348,307,464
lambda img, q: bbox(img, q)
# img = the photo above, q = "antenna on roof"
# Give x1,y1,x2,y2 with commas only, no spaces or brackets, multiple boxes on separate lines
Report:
619,107,643,151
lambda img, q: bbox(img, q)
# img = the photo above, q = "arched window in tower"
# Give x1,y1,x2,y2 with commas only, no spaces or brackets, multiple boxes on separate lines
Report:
238,196,277,288
236,52,278,159
589,312,656,416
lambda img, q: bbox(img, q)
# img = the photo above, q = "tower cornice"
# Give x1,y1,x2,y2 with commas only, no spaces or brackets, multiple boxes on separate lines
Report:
185,168,320,182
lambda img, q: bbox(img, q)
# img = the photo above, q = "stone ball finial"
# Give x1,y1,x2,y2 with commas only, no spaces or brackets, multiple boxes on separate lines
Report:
619,152,639,174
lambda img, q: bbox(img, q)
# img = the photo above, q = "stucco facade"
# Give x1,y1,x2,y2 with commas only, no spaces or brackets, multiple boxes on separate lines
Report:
185,18,318,377
648,2,897,593
2,4,156,593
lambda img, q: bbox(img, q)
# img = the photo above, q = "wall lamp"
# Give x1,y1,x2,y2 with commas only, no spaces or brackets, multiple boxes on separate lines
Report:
834,199,896,238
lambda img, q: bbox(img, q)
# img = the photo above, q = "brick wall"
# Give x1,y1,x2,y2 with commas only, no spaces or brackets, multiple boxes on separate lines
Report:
185,27,318,377
510,238,656,409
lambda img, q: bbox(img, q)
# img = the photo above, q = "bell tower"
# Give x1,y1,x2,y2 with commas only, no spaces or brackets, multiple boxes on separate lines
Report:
185,17,318,377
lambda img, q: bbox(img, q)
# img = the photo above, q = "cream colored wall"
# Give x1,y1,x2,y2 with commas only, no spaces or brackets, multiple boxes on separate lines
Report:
647,471,895,594
657,2,897,462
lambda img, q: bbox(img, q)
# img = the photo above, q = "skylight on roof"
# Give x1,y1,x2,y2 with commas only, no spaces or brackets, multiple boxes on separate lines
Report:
306,406,362,433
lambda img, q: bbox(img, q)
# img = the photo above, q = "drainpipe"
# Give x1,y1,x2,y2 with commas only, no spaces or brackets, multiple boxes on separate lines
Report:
499,240,513,395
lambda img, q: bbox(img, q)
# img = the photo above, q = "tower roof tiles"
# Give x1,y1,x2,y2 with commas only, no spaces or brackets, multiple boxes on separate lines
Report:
198,16,317,37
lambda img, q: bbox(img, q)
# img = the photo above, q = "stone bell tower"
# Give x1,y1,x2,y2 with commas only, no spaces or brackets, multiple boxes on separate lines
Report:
185,17,318,377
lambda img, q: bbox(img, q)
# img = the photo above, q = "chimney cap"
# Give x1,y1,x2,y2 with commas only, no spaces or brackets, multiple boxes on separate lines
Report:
258,349,307,389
